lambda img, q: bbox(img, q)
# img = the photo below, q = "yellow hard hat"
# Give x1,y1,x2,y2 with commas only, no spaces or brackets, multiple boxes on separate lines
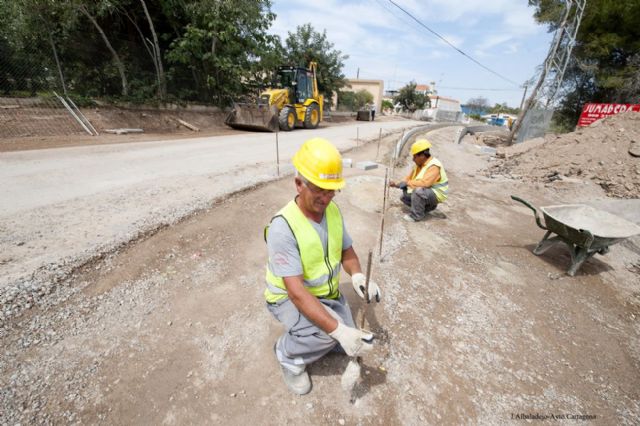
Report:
292,138,345,190
410,139,432,156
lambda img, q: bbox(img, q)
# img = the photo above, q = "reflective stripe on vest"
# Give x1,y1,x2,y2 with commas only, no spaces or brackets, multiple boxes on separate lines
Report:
408,157,448,202
264,200,343,303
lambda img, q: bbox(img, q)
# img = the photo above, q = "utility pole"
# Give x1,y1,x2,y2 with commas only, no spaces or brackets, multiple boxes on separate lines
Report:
508,0,586,145
518,83,529,111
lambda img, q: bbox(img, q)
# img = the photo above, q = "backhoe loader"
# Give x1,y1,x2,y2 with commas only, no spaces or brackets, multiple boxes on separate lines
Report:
225,62,323,132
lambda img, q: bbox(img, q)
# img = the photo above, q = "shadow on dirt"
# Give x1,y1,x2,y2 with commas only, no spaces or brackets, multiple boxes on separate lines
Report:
523,243,614,276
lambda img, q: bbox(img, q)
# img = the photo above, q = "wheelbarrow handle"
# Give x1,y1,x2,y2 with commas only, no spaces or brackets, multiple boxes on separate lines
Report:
510,195,548,230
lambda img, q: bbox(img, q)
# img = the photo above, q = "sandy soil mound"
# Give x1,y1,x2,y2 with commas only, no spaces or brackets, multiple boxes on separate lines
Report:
487,111,640,198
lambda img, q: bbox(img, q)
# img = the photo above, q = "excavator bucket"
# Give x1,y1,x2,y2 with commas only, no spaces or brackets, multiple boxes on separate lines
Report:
225,102,279,132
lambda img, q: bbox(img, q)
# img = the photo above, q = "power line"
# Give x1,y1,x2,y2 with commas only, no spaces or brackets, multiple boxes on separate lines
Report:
385,0,521,87
438,86,522,92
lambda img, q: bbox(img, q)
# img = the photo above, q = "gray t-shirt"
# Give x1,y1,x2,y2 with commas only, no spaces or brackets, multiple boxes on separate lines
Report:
267,209,353,278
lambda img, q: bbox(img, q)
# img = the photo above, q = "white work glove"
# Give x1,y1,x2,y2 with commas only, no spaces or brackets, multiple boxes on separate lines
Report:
329,322,374,357
351,272,381,303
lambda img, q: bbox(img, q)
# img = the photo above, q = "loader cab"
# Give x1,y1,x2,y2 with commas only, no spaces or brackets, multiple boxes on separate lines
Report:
295,68,314,103
274,67,295,90
274,66,314,104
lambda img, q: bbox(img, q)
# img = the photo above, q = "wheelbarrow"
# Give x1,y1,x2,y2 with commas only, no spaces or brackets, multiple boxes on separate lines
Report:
511,196,640,276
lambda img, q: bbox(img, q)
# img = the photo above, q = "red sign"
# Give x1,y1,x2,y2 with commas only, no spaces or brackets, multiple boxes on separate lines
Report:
577,103,640,127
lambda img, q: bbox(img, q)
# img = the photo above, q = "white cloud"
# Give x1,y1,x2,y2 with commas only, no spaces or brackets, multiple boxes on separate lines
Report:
269,0,553,106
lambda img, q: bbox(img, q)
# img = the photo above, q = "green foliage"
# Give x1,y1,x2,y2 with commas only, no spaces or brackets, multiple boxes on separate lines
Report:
0,2,351,107
381,99,394,110
67,93,97,108
165,0,278,105
464,96,490,114
282,23,348,98
337,90,356,111
530,0,640,126
0,0,281,105
393,81,427,112
354,89,373,110
337,89,372,111
489,103,519,115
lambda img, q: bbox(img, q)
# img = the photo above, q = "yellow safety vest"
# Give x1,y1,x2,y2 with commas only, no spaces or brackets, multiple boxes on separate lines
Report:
264,200,343,303
408,157,449,202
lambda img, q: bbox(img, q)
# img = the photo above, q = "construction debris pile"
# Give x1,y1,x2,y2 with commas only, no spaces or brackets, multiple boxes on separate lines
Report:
487,111,640,198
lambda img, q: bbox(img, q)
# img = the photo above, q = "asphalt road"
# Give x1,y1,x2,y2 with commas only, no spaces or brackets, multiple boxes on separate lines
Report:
0,119,424,289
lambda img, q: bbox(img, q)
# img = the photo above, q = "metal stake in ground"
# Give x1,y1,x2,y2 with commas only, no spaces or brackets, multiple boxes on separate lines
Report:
378,168,389,259
360,250,373,328
342,250,373,401
376,128,382,160
275,131,280,177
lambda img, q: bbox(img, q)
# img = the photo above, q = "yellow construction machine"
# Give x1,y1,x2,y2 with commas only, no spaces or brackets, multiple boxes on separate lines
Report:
225,62,323,132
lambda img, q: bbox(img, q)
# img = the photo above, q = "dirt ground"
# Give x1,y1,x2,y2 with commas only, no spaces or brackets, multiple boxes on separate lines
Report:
1,116,640,424
486,111,640,199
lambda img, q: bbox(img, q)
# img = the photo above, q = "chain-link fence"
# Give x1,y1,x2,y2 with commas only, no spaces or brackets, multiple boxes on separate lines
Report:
0,29,157,139
0,41,88,138
515,104,555,143
0,4,225,140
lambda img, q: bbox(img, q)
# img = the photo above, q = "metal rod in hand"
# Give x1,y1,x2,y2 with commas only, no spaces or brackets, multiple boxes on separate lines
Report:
378,168,388,258
386,154,393,213
359,250,373,329
275,131,280,177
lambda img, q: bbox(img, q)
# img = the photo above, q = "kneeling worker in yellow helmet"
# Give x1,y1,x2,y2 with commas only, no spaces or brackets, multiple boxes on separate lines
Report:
389,138,449,222
264,137,382,395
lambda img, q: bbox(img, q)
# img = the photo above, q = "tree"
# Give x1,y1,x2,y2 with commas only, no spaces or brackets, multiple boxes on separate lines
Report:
354,89,373,110
489,102,519,115
393,81,428,112
139,0,166,100
283,23,348,98
77,3,129,97
166,0,277,104
0,0,77,96
465,96,490,114
337,88,372,111
337,90,356,111
4,0,363,107
529,0,640,126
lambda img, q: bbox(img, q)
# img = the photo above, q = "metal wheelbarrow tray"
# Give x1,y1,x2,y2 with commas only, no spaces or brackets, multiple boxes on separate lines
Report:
511,196,640,276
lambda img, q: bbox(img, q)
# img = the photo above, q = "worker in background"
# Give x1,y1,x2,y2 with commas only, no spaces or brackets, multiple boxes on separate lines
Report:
371,102,376,121
389,138,449,222
264,138,382,395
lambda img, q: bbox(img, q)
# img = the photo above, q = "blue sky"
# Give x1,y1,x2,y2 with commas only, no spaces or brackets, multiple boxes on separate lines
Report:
269,0,554,108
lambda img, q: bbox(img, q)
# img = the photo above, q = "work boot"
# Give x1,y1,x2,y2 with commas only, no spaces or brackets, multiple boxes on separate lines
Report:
402,214,418,222
274,343,311,395
279,364,311,395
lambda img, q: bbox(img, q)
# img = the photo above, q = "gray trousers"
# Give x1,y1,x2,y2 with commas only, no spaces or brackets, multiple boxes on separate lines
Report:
267,295,355,374
401,187,438,220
